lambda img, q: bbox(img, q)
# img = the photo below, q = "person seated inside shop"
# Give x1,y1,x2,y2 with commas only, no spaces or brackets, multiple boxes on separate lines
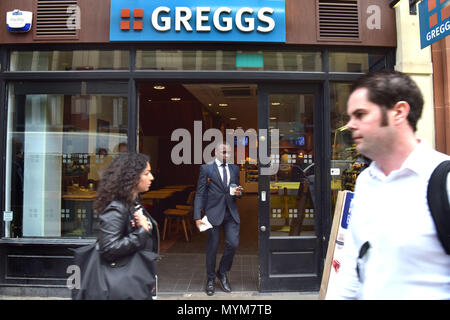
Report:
116,142,127,153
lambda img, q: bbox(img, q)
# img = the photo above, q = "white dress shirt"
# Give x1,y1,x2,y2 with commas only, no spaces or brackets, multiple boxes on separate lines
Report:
215,158,230,186
327,140,450,300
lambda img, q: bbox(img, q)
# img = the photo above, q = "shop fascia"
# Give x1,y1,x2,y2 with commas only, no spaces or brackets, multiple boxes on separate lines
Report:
110,0,286,42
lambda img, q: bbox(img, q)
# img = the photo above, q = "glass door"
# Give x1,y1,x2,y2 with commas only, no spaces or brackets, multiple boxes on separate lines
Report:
258,84,323,291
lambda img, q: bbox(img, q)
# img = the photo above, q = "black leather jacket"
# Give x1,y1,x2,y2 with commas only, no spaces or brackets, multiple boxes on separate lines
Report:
98,200,159,263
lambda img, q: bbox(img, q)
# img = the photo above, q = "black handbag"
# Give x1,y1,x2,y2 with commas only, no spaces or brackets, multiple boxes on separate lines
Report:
71,242,159,300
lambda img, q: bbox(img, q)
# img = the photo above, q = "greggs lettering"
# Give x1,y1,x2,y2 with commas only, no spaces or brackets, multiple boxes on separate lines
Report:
150,6,275,33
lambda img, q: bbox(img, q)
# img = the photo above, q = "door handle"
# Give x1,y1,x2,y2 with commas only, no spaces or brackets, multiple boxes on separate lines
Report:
261,191,266,202
260,226,267,232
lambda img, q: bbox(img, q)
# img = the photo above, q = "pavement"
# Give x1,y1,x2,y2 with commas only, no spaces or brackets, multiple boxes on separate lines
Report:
0,290,319,300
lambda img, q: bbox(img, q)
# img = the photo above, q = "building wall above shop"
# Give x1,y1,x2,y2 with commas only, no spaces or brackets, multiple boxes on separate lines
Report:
0,0,396,46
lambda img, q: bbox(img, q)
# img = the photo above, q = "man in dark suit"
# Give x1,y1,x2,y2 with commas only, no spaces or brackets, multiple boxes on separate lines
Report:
194,143,243,296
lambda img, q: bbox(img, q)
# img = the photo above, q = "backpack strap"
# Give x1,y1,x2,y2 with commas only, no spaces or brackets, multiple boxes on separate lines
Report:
427,160,450,255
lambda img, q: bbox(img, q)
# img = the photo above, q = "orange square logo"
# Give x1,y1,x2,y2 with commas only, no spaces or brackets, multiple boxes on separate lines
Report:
442,2,450,20
121,8,130,18
429,13,438,27
134,9,143,18
133,20,143,30
429,0,436,10
120,20,130,30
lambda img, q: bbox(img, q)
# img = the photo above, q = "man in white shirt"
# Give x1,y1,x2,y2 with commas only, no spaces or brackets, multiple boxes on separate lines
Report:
326,70,450,299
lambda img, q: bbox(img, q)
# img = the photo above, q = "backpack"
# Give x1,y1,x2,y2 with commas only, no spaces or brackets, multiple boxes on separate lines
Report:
427,160,450,254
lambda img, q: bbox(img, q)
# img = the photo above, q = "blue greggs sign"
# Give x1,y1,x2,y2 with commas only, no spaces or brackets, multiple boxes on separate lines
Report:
110,0,286,42
419,0,450,49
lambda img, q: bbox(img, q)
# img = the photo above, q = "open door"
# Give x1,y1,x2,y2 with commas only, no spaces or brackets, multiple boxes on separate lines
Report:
258,84,323,291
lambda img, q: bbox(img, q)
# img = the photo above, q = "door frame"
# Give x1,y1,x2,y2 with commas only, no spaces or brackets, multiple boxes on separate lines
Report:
257,83,326,292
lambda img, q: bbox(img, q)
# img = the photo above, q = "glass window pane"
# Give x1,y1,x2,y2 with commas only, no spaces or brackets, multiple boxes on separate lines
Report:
136,50,322,71
330,82,370,221
5,83,128,238
10,50,130,71
329,52,386,72
269,94,315,237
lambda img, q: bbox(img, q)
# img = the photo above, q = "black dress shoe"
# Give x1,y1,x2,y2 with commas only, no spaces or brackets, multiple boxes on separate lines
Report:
216,271,232,293
205,279,215,296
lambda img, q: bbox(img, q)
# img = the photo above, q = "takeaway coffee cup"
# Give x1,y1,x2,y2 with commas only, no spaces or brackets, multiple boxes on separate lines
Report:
230,184,237,196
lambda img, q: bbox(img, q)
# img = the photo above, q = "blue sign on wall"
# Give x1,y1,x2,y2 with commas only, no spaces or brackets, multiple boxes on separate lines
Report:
419,0,450,49
110,0,286,42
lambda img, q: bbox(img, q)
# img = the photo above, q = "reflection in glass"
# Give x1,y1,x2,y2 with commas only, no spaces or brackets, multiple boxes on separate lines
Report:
10,50,130,71
330,83,370,221
5,84,128,238
136,50,322,71
269,94,315,236
329,52,386,73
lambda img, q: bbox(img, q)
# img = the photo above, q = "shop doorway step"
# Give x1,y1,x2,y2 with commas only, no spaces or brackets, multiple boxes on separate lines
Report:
158,253,258,293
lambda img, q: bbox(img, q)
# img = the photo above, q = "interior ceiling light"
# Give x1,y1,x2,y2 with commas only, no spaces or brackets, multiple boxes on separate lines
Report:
271,102,281,106
153,85,165,90
269,117,277,120
147,99,152,102
171,97,181,101
230,117,237,120
219,103,228,107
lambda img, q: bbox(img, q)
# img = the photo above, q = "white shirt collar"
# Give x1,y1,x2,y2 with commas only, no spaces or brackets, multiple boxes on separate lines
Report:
215,158,227,167
368,139,430,181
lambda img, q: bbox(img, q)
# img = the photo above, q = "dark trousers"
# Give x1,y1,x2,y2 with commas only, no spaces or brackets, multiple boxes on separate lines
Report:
206,209,240,280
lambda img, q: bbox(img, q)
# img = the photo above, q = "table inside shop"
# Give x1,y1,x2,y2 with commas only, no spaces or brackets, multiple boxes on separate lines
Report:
62,192,97,237
141,190,178,226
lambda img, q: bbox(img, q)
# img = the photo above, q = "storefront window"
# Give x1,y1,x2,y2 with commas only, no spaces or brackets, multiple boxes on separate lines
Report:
5,82,128,238
136,49,322,71
330,82,370,218
10,50,130,71
329,52,386,73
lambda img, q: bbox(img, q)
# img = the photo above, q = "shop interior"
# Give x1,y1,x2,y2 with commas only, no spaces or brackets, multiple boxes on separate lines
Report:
137,82,260,292
137,83,259,252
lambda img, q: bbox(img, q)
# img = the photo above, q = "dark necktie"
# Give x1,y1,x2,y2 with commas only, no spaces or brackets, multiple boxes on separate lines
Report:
221,163,228,187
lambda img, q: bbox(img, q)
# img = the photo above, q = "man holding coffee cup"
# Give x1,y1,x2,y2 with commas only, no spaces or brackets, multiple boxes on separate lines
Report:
193,142,243,296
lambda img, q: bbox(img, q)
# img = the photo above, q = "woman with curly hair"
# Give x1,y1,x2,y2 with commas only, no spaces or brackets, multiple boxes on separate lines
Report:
92,152,159,299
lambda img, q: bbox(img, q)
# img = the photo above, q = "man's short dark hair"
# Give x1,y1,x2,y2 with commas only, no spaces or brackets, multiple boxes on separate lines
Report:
350,70,424,132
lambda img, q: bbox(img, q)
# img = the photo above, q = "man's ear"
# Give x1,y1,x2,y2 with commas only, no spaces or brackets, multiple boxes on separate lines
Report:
392,101,410,126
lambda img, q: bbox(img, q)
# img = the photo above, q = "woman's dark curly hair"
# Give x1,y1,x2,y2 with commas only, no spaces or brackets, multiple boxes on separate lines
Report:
94,152,150,214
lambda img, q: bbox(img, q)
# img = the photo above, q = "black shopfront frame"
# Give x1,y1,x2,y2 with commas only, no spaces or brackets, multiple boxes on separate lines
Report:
0,44,395,292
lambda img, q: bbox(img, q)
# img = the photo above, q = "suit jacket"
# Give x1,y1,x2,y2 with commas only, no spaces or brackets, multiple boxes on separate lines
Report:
193,161,241,226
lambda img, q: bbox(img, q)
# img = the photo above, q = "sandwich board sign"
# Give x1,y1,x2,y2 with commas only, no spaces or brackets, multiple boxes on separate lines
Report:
319,190,354,300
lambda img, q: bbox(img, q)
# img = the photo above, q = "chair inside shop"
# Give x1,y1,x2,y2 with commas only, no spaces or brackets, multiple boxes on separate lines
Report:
162,191,195,242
